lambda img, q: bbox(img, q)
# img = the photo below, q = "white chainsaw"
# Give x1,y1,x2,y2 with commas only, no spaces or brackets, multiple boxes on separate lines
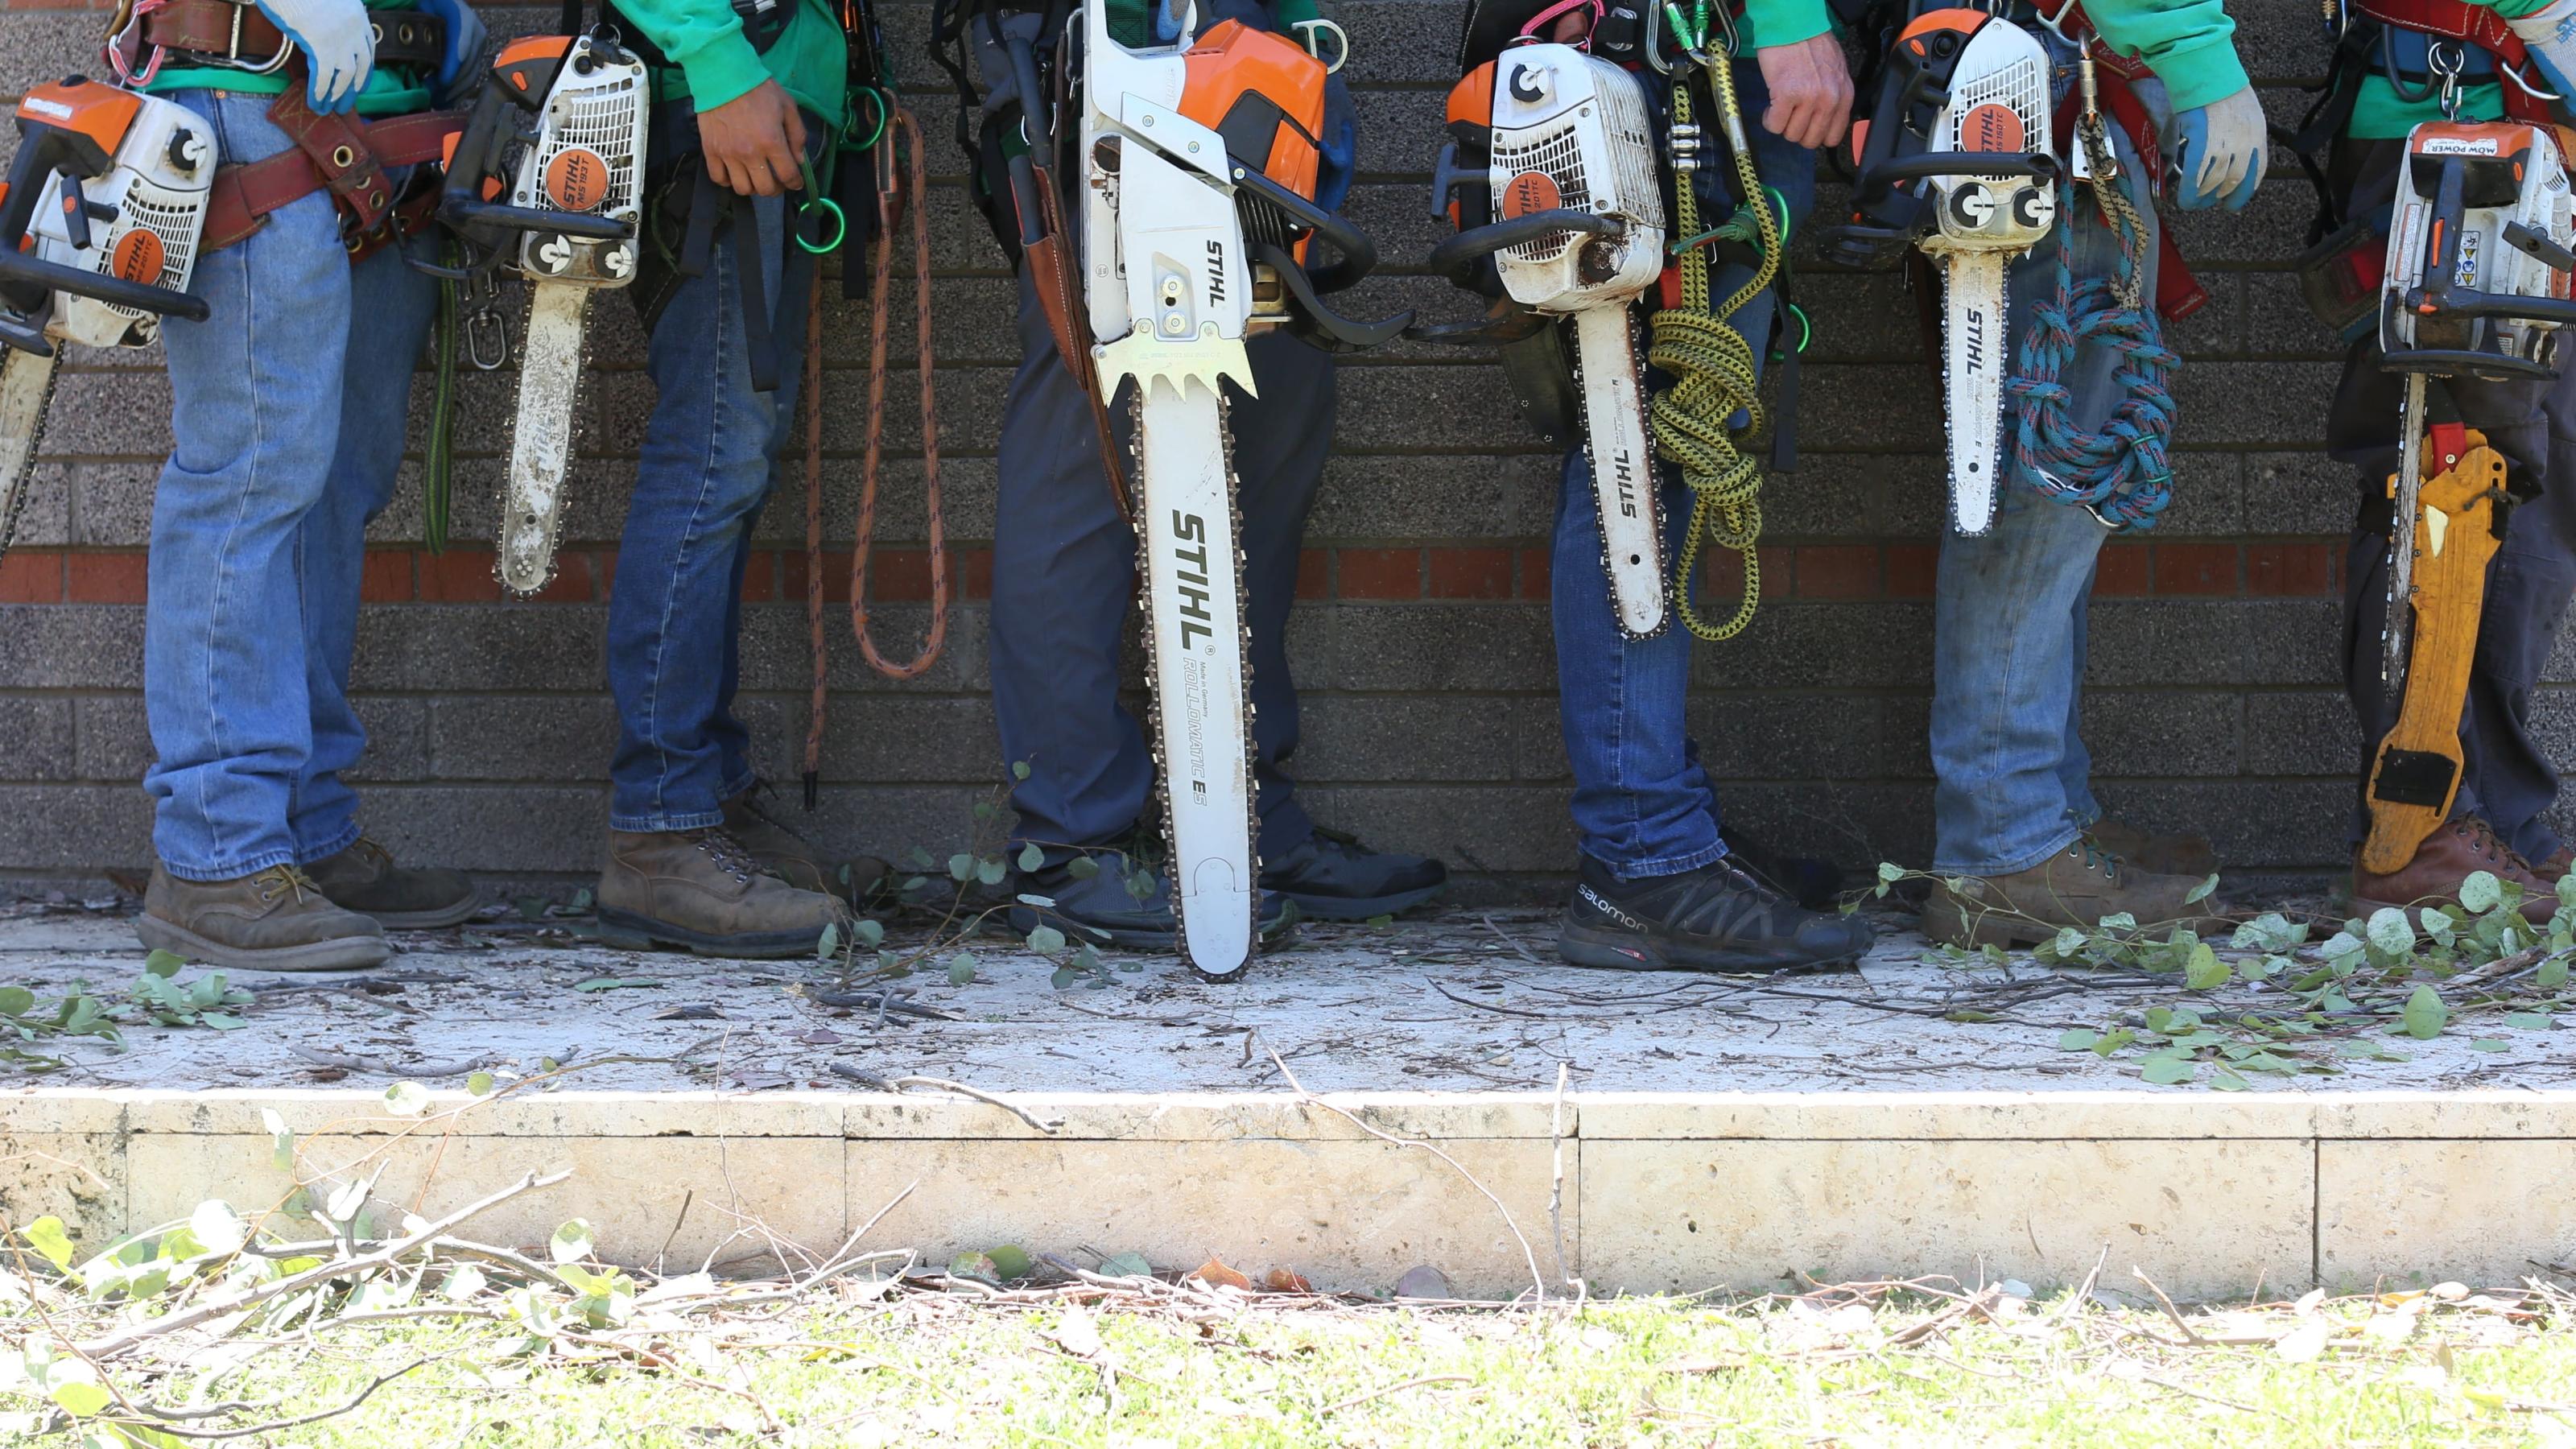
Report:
1077,0,1404,977
438,33,647,596
1826,6,2058,535
0,80,214,562
1422,43,1670,637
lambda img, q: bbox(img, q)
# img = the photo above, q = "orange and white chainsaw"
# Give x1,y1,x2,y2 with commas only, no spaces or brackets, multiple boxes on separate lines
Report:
0,79,214,564
436,32,646,595
1825,6,2058,534
1074,0,1403,977
1423,40,1670,637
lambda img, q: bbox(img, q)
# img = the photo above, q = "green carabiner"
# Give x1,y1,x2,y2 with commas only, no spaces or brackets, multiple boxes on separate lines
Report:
848,85,889,153
1767,302,1812,364
795,155,846,254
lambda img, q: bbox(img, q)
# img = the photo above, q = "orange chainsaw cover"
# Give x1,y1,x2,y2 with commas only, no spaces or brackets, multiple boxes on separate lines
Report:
1180,19,1327,201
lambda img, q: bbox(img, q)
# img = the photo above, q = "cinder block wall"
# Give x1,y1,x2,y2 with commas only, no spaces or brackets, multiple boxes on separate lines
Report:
0,3,2495,898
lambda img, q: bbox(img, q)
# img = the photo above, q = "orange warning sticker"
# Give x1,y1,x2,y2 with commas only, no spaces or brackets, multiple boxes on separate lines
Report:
544,148,610,213
110,228,164,286
1500,170,1562,219
1959,103,2025,154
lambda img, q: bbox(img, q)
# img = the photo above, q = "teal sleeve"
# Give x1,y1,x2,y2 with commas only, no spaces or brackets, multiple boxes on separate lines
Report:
2083,0,2251,112
1740,0,1829,50
613,0,773,110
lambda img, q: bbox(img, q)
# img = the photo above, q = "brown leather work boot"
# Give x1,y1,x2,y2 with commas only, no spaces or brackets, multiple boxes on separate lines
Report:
720,786,890,902
2354,815,2555,923
596,827,847,958
303,838,480,929
2086,818,2219,879
2534,845,2574,886
136,863,390,972
1922,838,2232,949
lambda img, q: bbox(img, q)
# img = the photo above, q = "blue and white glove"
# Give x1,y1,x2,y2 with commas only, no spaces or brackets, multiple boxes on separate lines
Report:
255,0,376,113
2171,84,2266,212
413,0,487,108
2509,0,2576,119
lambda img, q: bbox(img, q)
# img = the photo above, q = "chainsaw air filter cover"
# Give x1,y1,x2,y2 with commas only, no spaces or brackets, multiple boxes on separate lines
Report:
1918,11,2054,261
1485,43,1665,314
23,86,214,349
2382,121,2576,378
509,33,649,289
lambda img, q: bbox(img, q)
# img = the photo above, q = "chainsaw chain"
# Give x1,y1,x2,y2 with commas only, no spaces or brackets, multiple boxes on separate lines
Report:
1126,382,1263,984
1567,306,1671,641
0,352,60,569
493,289,591,598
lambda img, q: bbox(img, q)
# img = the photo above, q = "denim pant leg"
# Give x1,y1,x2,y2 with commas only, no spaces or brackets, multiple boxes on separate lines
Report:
607,186,807,832
143,93,355,881
1930,110,2156,874
291,229,440,862
1553,56,1811,879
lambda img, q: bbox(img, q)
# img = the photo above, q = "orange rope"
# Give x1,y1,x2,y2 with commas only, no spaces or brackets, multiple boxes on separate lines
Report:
848,105,947,680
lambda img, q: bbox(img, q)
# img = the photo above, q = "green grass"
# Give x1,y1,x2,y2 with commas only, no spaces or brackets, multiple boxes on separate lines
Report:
24,1280,2576,1447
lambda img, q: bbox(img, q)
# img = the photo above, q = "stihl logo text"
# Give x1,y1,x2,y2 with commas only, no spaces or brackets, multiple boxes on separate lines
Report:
1203,241,1226,305
1611,448,1640,519
1962,307,1986,371
1172,511,1214,650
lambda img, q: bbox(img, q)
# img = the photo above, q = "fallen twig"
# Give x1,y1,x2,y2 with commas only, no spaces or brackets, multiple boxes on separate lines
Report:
827,1066,1063,1133
286,1046,499,1079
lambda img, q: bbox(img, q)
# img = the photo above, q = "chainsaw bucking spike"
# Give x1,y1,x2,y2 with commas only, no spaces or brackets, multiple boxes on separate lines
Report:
1076,6,1405,980
0,80,216,564
439,34,648,597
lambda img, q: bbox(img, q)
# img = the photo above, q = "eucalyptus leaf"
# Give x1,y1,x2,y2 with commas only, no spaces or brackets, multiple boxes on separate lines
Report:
2542,954,2571,990
2367,907,2417,957
2056,1029,2099,1051
1027,926,1067,956
2506,1012,2556,1030
976,858,1008,886
262,1108,293,1172
2184,873,2219,906
947,852,975,882
2401,985,2449,1040
22,1216,74,1270
2461,870,2504,914
854,919,886,948
2140,1057,2198,1086
1018,842,1045,873
2184,943,2227,991
2471,1038,2510,1053
549,1220,596,1265
1067,857,1101,881
382,1081,429,1117
947,953,978,987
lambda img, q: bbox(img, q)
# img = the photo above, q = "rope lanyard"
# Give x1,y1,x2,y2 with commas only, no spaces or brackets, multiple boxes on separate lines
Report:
1648,52,1781,642
424,240,461,553
2002,61,2178,533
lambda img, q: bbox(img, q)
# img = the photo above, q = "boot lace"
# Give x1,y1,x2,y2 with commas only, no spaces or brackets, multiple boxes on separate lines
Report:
252,865,324,904
687,828,761,886
2452,816,2537,877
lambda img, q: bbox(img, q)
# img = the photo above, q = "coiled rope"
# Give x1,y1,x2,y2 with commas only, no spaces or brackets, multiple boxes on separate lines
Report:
1649,57,1781,641
2002,109,2178,532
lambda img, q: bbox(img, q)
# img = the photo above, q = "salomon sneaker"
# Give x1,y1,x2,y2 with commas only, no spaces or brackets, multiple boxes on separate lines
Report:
1008,851,1290,952
1258,828,1447,920
1558,853,1873,974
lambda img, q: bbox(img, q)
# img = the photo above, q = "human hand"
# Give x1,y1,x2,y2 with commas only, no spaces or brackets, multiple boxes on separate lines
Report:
255,0,375,113
700,80,807,197
1755,31,1852,150
2172,84,2266,211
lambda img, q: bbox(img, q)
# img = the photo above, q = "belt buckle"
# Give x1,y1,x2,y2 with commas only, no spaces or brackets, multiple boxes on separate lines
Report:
228,0,296,74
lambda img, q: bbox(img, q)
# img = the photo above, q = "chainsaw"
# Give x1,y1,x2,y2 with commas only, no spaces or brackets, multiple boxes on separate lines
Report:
435,32,647,596
1422,39,1671,638
0,80,215,564
2360,118,2576,869
1824,5,2058,535
1075,0,1405,979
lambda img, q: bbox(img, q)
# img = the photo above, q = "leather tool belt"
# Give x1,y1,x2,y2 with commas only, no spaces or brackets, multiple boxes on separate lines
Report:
201,80,464,260
114,0,447,80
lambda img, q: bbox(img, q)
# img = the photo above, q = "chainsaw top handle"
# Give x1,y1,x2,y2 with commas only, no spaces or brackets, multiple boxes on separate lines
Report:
435,33,632,254
0,98,210,333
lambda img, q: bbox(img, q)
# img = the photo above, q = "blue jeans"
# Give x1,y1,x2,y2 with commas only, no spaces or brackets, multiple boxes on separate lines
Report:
143,92,436,881
606,115,814,832
1554,58,1810,879
1927,55,2156,875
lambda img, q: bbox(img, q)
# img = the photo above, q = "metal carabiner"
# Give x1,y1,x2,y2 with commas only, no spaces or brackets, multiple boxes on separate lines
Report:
2033,0,2082,46
464,306,510,371
2503,57,2566,104
1291,17,1348,73
2429,39,2467,119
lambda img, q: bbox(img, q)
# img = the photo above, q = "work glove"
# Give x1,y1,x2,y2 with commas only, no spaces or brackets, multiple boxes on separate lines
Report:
2509,0,2576,120
414,0,487,109
2169,84,2266,212
255,0,375,113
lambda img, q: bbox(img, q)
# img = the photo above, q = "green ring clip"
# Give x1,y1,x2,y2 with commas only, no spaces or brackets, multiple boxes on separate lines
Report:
796,155,846,254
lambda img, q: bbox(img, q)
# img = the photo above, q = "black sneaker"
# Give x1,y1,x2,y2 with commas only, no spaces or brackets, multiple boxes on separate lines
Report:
1558,852,1873,974
1258,828,1447,920
1008,850,1289,951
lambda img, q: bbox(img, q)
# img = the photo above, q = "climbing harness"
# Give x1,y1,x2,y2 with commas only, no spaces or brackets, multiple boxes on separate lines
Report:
2002,43,2178,532
1650,27,1780,641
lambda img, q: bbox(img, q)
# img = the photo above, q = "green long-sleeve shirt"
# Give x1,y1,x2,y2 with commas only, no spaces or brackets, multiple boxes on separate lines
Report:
2083,0,2250,111
2350,0,2553,137
614,0,846,126
146,0,432,118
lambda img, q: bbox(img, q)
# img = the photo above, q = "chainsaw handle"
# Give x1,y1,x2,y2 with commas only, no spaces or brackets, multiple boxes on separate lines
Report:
1426,209,1618,286
1230,164,1379,293
440,196,630,242
1860,152,2059,187
0,249,208,321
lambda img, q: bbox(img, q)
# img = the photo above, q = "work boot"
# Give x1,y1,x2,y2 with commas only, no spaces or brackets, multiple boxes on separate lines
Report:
596,828,847,959
2353,815,2556,923
2086,818,2219,879
720,785,890,902
1923,839,2231,949
2535,845,2574,886
1008,850,1288,951
136,863,391,972
1257,828,1447,920
303,838,480,930
1558,852,1873,975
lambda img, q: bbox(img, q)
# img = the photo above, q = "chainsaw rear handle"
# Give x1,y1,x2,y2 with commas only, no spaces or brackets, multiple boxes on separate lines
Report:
1858,152,2058,187
440,195,630,242
2401,286,2576,331
2380,347,2561,381
1427,209,1618,287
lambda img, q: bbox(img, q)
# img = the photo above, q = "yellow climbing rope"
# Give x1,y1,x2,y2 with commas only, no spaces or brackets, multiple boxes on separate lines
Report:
1648,56,1781,642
